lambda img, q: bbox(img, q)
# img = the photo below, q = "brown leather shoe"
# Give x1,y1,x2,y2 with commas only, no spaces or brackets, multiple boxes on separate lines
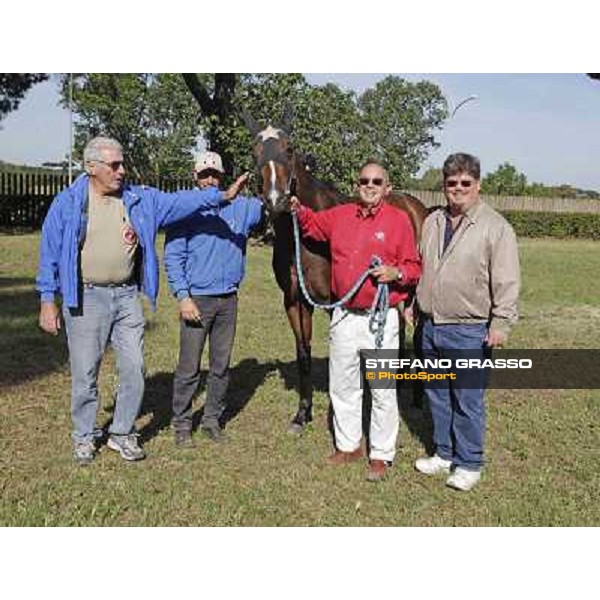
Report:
326,447,364,465
366,459,389,482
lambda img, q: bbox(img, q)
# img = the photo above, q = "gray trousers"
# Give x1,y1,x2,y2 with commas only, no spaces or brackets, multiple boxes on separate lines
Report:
171,293,238,430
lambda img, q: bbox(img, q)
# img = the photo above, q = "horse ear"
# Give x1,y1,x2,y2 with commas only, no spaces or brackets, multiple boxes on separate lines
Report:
241,109,262,137
281,103,294,134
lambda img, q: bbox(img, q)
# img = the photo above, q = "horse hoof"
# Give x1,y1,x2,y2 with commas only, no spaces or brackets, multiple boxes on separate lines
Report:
287,421,305,436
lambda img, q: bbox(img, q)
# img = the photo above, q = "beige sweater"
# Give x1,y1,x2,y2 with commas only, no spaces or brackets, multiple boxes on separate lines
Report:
416,201,520,334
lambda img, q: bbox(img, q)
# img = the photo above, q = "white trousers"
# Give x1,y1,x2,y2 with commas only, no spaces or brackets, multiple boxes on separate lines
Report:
329,307,400,462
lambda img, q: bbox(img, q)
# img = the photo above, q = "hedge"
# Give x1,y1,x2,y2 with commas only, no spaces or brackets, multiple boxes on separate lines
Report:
501,210,600,240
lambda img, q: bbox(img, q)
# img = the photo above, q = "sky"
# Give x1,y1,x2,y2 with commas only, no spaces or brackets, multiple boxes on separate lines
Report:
1,73,598,191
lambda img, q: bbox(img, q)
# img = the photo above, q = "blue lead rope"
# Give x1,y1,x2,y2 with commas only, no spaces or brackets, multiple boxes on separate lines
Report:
291,211,390,349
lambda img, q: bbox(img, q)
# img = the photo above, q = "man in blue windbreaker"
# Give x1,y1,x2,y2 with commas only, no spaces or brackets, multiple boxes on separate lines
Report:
36,137,249,465
165,151,264,447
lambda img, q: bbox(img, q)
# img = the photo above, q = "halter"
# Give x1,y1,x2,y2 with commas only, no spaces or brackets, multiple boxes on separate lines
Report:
256,150,297,212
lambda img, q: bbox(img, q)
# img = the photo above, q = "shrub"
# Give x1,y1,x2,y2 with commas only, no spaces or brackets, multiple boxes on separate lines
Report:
502,211,600,240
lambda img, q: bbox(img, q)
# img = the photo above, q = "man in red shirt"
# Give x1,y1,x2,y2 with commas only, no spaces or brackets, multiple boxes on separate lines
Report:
290,160,421,481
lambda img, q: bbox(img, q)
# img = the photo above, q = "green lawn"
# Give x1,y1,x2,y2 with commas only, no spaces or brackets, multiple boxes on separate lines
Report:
1,235,599,526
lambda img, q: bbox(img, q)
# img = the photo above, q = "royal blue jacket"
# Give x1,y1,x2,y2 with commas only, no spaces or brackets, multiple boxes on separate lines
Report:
164,197,263,299
36,173,226,309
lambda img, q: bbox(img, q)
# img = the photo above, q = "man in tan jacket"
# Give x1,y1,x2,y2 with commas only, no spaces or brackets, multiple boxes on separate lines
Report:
415,153,520,491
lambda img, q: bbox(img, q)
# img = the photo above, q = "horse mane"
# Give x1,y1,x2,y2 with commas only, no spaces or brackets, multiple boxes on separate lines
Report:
294,153,347,208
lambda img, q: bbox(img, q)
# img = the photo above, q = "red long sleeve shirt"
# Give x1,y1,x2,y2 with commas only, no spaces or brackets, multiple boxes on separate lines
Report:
296,201,422,309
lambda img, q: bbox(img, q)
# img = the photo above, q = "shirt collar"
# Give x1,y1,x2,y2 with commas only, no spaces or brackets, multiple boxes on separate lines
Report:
444,199,481,223
356,199,384,219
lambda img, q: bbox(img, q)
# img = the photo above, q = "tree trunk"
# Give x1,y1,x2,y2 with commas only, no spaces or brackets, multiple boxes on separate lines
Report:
181,73,237,179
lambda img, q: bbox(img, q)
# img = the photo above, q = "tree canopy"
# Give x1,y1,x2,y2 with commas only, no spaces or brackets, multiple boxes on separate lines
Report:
60,74,200,180
60,73,448,192
0,74,48,121
481,162,528,196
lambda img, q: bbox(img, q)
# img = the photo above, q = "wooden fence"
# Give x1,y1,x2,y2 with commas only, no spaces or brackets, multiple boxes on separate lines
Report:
407,190,600,214
1,171,599,229
0,172,192,229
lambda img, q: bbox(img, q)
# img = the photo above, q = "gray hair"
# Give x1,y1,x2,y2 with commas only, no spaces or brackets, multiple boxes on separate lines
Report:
83,136,123,164
359,158,390,183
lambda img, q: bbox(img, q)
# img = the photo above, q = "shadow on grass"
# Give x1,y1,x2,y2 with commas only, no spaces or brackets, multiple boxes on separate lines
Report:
356,385,434,458
0,282,69,387
135,351,433,456
0,276,32,288
138,357,330,443
398,383,434,455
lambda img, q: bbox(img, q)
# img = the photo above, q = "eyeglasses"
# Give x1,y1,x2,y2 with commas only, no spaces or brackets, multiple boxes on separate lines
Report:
197,169,222,179
445,179,474,189
358,177,384,187
95,159,125,171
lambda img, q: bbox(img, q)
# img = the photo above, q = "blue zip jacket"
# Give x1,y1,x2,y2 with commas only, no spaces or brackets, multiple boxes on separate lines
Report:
164,196,263,299
36,173,226,309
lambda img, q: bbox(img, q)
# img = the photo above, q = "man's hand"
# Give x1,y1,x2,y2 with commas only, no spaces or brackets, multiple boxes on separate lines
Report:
222,172,250,201
180,297,202,323
371,265,402,284
289,196,301,214
39,301,61,335
485,329,507,348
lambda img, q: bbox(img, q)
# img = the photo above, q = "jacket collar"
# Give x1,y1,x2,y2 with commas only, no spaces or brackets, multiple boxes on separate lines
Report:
442,199,482,224
64,173,140,210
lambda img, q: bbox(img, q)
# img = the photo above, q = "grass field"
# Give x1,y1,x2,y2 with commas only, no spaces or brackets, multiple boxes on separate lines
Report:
1,234,599,526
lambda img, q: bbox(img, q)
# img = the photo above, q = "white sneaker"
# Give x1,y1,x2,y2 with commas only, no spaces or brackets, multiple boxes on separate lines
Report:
415,454,452,475
446,468,481,491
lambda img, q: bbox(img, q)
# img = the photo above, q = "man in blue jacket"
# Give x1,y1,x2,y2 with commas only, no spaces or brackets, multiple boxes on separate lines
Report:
37,137,248,465
165,151,264,446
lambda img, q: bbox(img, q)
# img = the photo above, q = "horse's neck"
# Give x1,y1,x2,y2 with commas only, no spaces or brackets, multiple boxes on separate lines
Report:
295,158,345,211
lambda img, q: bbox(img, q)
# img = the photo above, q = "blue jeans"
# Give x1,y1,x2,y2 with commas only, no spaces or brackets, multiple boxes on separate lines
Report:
62,284,145,442
420,319,488,471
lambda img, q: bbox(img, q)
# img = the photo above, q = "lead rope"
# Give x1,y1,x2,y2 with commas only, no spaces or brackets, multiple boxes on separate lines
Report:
291,210,390,349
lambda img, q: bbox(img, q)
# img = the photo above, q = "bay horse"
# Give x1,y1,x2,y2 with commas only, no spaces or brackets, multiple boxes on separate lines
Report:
243,113,428,434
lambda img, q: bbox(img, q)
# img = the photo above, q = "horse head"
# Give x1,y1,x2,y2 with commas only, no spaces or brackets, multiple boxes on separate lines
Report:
242,109,298,217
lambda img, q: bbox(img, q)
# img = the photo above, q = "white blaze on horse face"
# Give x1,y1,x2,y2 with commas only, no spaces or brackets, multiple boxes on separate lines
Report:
258,125,282,141
267,160,279,208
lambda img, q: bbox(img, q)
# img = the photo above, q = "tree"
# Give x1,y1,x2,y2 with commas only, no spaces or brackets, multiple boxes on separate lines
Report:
0,73,48,121
358,76,448,186
481,163,528,196
236,76,373,193
60,74,201,180
62,73,448,190
179,73,373,192
181,73,236,175
413,167,444,191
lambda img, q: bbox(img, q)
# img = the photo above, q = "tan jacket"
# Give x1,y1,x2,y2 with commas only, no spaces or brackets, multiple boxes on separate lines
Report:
416,201,520,334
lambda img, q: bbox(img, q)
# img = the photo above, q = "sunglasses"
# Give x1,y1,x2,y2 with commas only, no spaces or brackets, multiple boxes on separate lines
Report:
197,169,222,179
358,177,384,187
95,159,124,171
445,179,474,189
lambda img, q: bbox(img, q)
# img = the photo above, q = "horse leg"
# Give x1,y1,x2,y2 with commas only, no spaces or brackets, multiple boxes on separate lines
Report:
285,299,314,434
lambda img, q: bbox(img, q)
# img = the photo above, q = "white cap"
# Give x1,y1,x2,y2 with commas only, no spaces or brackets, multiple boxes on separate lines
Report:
194,151,224,174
